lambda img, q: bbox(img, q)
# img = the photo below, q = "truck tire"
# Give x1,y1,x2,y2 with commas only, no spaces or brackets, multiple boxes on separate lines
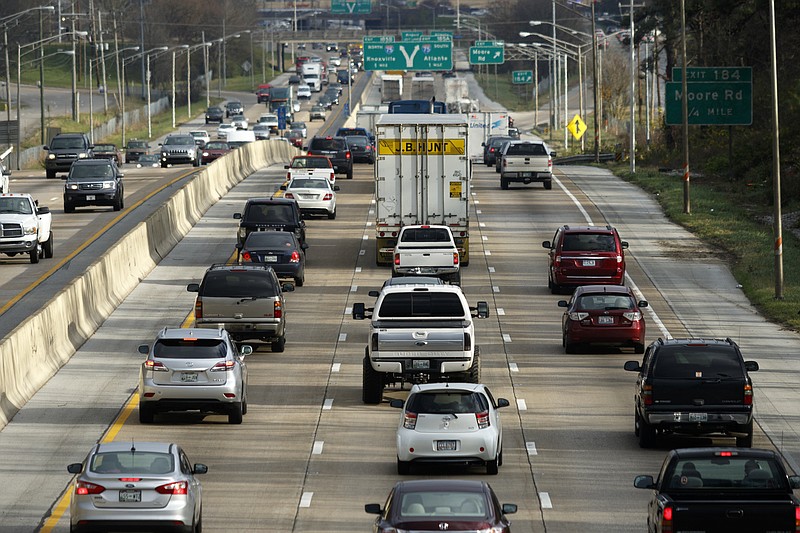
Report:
42,233,54,259
362,353,383,404
64,202,75,214
468,348,481,383
113,196,122,211
139,403,155,424
500,178,509,190
544,178,553,190
29,245,39,264
637,414,656,448
271,336,286,353
736,420,753,447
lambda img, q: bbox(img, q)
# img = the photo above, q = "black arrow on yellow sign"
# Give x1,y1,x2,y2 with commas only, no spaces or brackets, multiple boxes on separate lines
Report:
567,114,587,141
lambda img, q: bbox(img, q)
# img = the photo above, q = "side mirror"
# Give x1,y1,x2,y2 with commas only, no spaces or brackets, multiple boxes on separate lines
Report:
187,283,200,293
282,283,296,292
364,503,382,515
475,301,489,318
137,344,149,355
389,399,404,408
118,173,125,178
368,290,380,298
192,464,208,475
788,475,800,489
542,241,552,249
557,300,568,307
633,475,655,489
744,361,759,372
624,360,642,372
36,206,50,215
240,345,253,356
233,213,242,219
621,241,629,249
284,165,290,169
333,185,340,191
301,242,309,250
67,463,83,474
496,398,510,408
352,302,366,320
43,145,49,150
550,151,557,158
638,300,648,308
501,503,518,515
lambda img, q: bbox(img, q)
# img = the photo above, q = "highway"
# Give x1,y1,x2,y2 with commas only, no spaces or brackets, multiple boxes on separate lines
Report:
1,69,799,532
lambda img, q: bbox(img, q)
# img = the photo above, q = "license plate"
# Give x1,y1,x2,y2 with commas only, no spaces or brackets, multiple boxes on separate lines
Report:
180,372,198,382
119,490,141,503
688,412,708,422
86,195,95,201
437,440,457,451
598,316,614,325
412,360,430,369
582,260,596,266
264,255,278,262
521,172,532,177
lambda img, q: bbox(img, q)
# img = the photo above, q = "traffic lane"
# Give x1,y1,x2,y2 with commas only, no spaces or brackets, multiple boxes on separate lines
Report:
559,165,800,471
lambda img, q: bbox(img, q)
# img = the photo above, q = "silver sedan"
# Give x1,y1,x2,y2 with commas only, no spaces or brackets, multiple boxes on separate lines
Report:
283,177,339,219
67,441,207,533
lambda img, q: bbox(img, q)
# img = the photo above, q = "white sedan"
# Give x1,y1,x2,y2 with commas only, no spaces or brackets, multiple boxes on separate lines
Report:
217,123,235,139
230,114,249,130
282,177,338,219
297,85,312,99
391,383,509,475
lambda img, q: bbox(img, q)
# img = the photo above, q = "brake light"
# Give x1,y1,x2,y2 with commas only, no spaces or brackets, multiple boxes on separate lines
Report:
622,311,642,321
642,384,653,406
569,312,589,321
284,192,294,199
345,151,351,160
464,333,471,351
394,253,400,266
76,481,105,495
554,255,561,266
453,252,459,265
144,360,168,372
744,384,753,405
286,172,291,180
548,157,553,169
211,360,236,372
329,172,335,181
502,158,507,168
194,299,203,319
403,411,417,429
241,251,252,262
119,478,141,482
794,505,800,532
274,300,282,319
476,411,490,429
663,506,673,521
155,481,188,495
662,505,673,532
323,193,333,201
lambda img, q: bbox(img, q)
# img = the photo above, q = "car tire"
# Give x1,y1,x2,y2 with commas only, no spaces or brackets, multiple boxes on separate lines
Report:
139,403,155,424
46,169,56,179
64,202,75,214
241,388,248,415
498,448,503,467
736,421,754,447
113,196,122,212
328,209,336,220
29,245,39,264
468,349,481,384
42,233,54,259
500,178,509,190
544,179,553,190
161,162,168,168
228,402,243,424
362,352,383,404
271,336,286,353
638,417,656,448
397,458,411,475
193,157,200,167
565,341,579,354
194,510,203,533
346,167,353,179
634,343,645,354
295,275,304,287
486,457,499,475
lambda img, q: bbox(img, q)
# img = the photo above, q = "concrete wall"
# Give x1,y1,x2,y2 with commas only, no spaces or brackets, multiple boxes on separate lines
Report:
0,140,297,429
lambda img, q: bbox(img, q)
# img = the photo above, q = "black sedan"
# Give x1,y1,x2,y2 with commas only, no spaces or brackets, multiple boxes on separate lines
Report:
238,230,307,287
366,480,517,533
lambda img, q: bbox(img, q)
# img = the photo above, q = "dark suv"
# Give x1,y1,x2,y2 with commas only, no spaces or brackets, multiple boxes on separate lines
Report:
187,264,294,352
624,338,759,448
124,139,151,163
482,135,514,167
44,133,93,179
225,100,244,117
63,159,124,213
307,136,353,179
542,225,628,293
233,197,306,250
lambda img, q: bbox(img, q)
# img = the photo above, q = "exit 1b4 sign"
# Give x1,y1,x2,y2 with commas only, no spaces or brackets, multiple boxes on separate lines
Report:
512,70,532,84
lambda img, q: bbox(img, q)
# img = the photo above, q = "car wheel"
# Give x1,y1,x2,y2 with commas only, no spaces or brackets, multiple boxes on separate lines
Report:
194,509,203,533
29,245,39,264
328,209,336,220
113,196,122,212
544,179,553,190
295,275,304,287
139,403,155,424
64,202,75,214
46,169,56,179
736,421,754,447
241,388,248,415
500,178,509,190
42,233,54,259
193,157,200,167
495,165,501,174
468,348,481,384
498,448,503,467
362,352,383,404
634,343,645,354
486,457,499,475
271,336,286,353
346,167,353,179
565,341,579,354
161,162,168,168
228,402,244,424
397,458,411,475
638,417,656,448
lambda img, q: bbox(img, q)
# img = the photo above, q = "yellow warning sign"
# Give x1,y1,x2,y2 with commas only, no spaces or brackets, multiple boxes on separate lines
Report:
378,139,467,156
567,114,587,140
449,181,463,198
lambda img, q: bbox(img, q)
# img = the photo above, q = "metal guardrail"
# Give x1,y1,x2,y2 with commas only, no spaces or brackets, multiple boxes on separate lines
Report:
554,153,616,165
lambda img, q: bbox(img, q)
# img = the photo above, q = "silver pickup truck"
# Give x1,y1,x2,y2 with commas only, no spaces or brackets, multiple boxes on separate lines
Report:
352,283,489,404
499,140,556,190
392,225,461,285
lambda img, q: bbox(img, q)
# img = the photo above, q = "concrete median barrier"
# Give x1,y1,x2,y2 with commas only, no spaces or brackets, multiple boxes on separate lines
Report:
0,140,297,429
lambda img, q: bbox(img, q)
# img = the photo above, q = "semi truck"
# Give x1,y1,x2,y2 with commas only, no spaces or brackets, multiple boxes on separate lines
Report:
444,77,469,113
380,74,404,103
373,114,470,267
409,75,435,100
467,112,511,162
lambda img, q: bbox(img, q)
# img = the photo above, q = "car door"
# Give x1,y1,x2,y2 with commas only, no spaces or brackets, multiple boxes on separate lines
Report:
179,449,202,517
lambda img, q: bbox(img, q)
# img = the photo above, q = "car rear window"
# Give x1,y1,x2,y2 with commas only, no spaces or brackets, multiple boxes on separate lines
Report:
400,228,451,243
399,491,487,518
667,457,786,490
245,232,295,248
406,391,488,414
561,233,616,252
153,338,227,359
505,143,547,156
379,292,465,317
244,203,295,223
310,138,345,151
201,271,278,298
90,452,174,474
576,294,634,310
337,128,367,137
346,136,368,147
652,346,744,379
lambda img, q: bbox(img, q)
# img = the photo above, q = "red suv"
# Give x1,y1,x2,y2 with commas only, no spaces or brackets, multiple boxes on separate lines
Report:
542,225,628,293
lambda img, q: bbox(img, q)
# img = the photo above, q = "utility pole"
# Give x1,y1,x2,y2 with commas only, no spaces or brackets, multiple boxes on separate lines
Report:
680,0,690,214
98,9,108,113
591,0,600,162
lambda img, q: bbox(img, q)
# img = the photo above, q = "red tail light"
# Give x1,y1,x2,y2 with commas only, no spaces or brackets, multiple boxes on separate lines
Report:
662,505,673,533
211,360,235,372
329,172,335,182
476,411,490,429
274,300,282,319
548,157,553,169
394,253,400,266
345,151,351,159
453,252,459,265
642,384,653,406
76,481,105,495
284,192,294,199
290,251,300,263
119,478,141,482
241,251,252,262
794,505,800,532
403,412,417,429
144,360,168,372
286,172,291,180
194,299,203,319
744,384,753,405
323,193,333,201
155,481,188,495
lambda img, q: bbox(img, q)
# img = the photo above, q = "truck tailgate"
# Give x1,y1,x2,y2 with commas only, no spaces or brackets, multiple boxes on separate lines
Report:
652,376,745,407
377,328,464,353
674,499,796,532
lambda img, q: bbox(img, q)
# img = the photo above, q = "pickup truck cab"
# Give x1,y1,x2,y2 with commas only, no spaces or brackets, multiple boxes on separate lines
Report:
499,140,555,190
392,224,460,285
0,193,53,263
634,447,800,533
352,284,489,404
284,155,335,185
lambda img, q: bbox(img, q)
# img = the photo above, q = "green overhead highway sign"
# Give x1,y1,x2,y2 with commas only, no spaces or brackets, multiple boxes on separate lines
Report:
512,70,533,84
430,31,453,41
402,31,424,41
363,39,453,71
363,35,395,43
475,40,504,47
470,45,504,65
331,0,372,14
672,67,752,82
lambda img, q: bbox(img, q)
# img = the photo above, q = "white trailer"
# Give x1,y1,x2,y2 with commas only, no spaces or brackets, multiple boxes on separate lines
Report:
380,74,404,102
374,114,471,266
467,112,511,162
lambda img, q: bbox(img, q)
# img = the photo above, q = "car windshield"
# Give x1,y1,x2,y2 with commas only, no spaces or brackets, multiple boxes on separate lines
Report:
399,491,488,518
406,391,489,414
400,228,450,243
90,451,174,474
312,106,324,112
561,233,616,252
0,197,33,214
575,294,634,311
666,457,786,490
94,144,114,151
505,143,547,156
245,204,294,223
346,136,368,148
205,142,228,150
245,233,295,248
311,139,344,150
379,293,465,317
127,141,147,149
153,338,227,359
140,155,159,162
164,136,194,145
652,346,745,378
69,164,114,180
290,178,329,189
202,270,278,298
49,137,85,149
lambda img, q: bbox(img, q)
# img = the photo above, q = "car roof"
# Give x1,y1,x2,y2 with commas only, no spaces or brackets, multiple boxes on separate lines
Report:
95,441,175,454
410,382,484,394
671,447,778,461
379,284,464,296
245,197,298,206
559,224,616,233
156,327,227,340
396,479,489,493
573,285,634,297
71,159,113,166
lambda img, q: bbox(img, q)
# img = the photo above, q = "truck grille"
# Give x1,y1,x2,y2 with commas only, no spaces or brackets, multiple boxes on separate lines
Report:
80,183,103,190
1,223,23,238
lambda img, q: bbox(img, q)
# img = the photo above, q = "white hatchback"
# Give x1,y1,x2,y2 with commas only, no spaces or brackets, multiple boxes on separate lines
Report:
391,383,510,475
282,177,338,219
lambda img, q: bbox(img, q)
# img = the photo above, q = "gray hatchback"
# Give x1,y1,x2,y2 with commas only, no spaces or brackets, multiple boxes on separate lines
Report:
138,327,252,424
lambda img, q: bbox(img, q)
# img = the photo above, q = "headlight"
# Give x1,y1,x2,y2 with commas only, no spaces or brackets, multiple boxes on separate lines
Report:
102,181,116,189
203,152,209,157
67,184,79,190
78,153,88,159
47,153,56,160
23,224,37,235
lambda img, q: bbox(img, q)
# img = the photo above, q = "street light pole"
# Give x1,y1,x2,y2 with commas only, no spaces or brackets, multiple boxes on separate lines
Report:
71,18,79,122
147,52,152,137
591,1,599,162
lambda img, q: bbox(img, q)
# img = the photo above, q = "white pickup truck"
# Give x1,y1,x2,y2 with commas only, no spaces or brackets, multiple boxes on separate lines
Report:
392,224,461,285
0,193,54,263
499,140,556,190
283,155,336,185
352,283,489,404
